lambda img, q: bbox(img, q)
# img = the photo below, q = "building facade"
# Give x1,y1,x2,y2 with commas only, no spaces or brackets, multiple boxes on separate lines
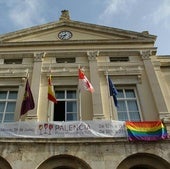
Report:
0,10,170,169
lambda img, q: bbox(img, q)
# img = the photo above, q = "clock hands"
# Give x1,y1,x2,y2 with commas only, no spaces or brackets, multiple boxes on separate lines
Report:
58,31,72,40
61,32,67,39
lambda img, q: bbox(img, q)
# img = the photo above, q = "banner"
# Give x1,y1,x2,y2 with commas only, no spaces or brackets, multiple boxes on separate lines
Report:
0,120,126,138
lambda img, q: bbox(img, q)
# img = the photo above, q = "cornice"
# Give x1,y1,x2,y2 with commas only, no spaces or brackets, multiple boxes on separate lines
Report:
160,62,170,67
0,48,157,55
0,21,62,41
0,20,156,42
0,38,155,47
0,53,33,58
0,64,33,78
0,137,169,144
68,20,156,40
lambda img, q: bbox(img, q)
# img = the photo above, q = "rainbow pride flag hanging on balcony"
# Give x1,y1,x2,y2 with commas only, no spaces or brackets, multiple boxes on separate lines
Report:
125,121,168,141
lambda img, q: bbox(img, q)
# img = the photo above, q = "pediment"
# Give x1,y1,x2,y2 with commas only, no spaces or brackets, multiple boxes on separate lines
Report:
0,20,156,43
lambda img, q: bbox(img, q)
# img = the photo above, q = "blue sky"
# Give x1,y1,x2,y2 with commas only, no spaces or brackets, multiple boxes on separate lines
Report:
0,0,170,55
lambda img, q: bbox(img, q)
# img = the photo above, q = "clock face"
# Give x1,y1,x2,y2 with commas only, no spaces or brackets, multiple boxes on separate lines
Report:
58,31,72,40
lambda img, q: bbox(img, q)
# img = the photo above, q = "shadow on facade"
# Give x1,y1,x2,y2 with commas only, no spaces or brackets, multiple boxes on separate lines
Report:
116,152,170,169
36,154,92,169
0,156,12,169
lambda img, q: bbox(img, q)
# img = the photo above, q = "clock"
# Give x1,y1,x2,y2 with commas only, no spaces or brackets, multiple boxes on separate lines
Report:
58,30,72,40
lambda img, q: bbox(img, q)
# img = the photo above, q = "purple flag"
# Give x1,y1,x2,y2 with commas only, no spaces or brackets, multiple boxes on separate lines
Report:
20,79,35,116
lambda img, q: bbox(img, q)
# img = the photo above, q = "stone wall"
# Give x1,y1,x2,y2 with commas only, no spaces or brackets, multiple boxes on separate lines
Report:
0,138,170,169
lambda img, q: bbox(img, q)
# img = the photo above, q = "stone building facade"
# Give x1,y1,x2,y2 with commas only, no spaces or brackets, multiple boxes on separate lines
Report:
0,10,170,169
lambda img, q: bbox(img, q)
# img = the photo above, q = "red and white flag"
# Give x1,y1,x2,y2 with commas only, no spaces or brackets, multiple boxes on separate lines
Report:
78,68,94,93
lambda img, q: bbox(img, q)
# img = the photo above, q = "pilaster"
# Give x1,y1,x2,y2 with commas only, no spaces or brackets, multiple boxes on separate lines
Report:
154,62,170,120
26,52,45,121
87,51,104,119
140,50,168,115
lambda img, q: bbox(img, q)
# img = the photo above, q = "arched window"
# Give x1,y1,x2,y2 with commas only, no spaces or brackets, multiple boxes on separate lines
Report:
37,154,92,169
117,153,170,169
130,165,156,169
0,156,12,169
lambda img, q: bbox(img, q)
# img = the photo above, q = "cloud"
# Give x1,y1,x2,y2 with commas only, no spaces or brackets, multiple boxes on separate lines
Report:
150,0,170,28
98,0,137,25
2,0,47,28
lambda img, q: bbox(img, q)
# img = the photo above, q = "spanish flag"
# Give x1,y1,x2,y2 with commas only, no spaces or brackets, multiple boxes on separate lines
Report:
48,75,57,103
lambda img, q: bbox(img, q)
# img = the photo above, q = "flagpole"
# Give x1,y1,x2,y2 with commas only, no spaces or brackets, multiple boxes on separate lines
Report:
48,63,52,123
17,119,21,135
78,66,94,121
78,65,82,121
47,75,52,123
18,70,33,134
19,70,29,123
26,69,29,79
47,72,57,122
107,73,118,120
79,89,82,121
105,71,113,120
47,100,53,122
47,100,50,122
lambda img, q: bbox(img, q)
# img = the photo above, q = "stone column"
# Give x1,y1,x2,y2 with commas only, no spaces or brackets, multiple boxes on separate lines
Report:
26,52,45,120
140,50,168,114
87,51,104,119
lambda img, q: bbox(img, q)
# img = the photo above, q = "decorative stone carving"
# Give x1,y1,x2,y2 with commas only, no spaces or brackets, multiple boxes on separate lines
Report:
159,112,170,122
137,74,142,84
140,50,152,60
87,51,99,61
59,10,70,21
141,31,149,35
34,52,46,62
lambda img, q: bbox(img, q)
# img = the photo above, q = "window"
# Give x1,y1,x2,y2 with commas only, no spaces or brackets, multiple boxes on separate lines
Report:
4,59,22,64
0,89,18,123
110,57,129,62
56,58,75,63
54,89,78,121
117,88,141,121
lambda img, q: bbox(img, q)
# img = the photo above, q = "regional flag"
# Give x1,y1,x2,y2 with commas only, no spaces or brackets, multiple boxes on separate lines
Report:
78,68,94,93
20,79,35,116
108,76,118,107
48,75,57,103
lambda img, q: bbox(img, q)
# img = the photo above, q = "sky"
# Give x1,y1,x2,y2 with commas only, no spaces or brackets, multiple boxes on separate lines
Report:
0,0,170,55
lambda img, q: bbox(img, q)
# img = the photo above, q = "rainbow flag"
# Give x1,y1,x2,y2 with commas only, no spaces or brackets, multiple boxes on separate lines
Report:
125,121,168,141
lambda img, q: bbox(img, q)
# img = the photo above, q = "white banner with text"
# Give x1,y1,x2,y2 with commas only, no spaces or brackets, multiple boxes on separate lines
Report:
0,120,126,138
